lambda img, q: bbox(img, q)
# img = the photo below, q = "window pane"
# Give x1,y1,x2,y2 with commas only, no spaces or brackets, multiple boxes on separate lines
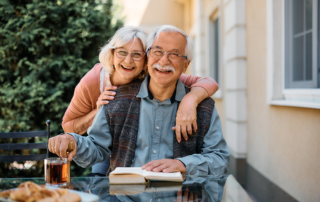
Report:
293,0,304,34
305,33,312,80
214,18,219,84
293,36,304,81
306,0,313,30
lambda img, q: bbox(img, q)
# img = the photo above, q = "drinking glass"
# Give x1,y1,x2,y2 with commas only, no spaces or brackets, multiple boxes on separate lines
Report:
44,157,68,186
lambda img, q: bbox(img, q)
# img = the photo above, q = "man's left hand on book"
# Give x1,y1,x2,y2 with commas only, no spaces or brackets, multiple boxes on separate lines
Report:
142,159,186,175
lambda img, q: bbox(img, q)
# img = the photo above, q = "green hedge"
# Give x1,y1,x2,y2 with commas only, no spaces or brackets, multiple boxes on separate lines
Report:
0,0,122,177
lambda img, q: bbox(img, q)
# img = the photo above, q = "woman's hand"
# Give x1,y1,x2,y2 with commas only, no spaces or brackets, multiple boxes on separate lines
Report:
173,94,198,143
96,86,117,110
173,87,209,143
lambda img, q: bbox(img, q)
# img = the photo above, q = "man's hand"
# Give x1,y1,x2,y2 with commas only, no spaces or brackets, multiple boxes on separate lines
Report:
48,134,77,161
142,159,186,175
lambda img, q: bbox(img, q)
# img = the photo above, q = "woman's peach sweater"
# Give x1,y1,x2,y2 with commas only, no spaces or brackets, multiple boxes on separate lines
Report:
62,64,218,132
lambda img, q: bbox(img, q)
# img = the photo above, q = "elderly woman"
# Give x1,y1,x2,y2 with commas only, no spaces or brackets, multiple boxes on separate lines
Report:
61,26,219,176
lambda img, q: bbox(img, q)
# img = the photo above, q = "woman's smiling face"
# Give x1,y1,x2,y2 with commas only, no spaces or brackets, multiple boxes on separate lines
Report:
111,39,147,85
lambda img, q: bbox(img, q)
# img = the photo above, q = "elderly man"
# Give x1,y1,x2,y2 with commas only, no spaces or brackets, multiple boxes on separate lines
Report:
49,25,229,175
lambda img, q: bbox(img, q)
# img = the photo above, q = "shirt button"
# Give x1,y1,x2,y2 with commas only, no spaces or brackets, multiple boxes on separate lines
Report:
156,126,160,129
153,150,157,153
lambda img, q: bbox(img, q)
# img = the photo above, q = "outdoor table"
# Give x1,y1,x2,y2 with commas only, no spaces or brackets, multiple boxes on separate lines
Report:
0,175,252,202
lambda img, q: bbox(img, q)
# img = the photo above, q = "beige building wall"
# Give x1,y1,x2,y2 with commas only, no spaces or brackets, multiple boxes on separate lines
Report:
122,0,184,33
246,1,320,201
120,0,320,201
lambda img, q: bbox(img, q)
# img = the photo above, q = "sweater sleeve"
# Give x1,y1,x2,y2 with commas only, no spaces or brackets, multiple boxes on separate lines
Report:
62,64,101,133
179,74,219,97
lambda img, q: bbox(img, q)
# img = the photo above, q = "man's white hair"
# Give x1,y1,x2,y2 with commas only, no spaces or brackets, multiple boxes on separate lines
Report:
146,25,193,62
99,26,147,74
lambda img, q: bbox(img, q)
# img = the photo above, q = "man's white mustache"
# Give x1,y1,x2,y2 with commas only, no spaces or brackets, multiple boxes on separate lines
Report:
152,63,175,73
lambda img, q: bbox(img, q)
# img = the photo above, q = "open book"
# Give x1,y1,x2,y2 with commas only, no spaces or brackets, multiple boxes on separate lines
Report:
109,167,183,184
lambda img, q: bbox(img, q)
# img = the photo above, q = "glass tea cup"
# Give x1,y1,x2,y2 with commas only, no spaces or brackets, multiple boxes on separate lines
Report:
44,157,68,186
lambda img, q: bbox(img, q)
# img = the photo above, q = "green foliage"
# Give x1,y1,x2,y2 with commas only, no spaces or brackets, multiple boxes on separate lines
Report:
0,0,122,177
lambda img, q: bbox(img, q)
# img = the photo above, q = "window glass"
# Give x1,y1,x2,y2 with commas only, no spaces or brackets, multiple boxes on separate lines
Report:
210,17,220,85
306,0,313,30
293,36,303,81
306,32,313,80
293,0,304,34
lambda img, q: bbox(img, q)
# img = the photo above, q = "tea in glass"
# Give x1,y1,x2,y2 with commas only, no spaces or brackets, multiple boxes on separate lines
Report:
45,157,68,186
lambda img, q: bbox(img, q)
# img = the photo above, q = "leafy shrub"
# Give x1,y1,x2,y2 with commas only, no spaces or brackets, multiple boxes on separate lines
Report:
0,0,122,177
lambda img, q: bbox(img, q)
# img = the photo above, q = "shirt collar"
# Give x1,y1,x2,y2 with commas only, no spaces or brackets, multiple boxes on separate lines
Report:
137,74,186,103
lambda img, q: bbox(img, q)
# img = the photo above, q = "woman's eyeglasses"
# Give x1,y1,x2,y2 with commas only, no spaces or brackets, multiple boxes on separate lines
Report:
114,48,146,61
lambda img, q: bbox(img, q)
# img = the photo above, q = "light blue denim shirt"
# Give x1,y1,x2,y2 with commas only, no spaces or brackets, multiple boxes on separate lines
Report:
70,75,230,175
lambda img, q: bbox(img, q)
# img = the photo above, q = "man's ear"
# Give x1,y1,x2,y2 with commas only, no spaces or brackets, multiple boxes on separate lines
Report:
182,60,191,73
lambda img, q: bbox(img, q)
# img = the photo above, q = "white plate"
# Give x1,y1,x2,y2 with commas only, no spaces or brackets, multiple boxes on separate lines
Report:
0,185,99,202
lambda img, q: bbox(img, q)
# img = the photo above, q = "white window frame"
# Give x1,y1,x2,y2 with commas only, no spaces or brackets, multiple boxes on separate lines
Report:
284,0,318,89
266,0,320,109
205,1,223,99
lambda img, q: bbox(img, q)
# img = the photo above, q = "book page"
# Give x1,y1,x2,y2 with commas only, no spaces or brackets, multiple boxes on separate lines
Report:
144,171,183,182
145,171,181,178
111,167,145,176
109,174,147,184
110,167,182,182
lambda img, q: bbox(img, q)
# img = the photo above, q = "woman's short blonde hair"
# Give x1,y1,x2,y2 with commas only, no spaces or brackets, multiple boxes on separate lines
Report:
99,26,148,79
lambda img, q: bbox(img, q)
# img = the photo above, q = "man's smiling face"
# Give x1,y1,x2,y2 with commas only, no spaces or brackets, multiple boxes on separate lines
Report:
147,32,190,89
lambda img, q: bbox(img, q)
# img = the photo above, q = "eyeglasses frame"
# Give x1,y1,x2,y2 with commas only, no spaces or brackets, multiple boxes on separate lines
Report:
113,47,146,61
147,48,188,63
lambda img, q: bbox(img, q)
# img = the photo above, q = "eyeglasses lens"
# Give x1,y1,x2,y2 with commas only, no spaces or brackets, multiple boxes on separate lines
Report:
150,49,181,63
116,49,144,61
